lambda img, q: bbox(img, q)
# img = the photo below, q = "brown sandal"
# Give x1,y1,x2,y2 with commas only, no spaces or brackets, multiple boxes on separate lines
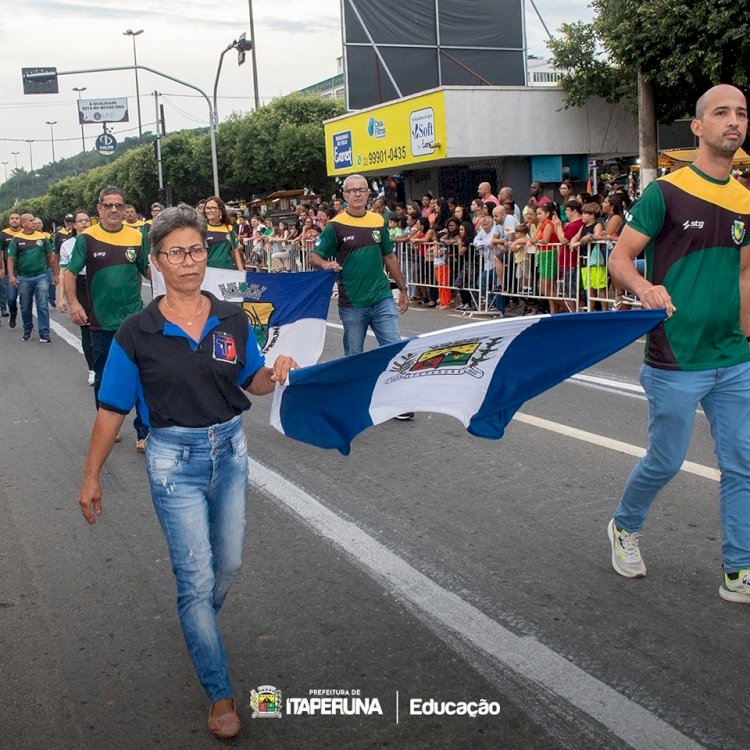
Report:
208,698,241,740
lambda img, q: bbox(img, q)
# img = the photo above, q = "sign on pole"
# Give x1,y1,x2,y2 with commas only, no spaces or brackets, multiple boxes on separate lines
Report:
78,98,129,124
95,132,118,156
22,67,58,94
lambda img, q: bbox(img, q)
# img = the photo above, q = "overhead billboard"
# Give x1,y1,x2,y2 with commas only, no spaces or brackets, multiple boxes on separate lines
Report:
78,98,129,124
342,0,525,110
325,90,447,175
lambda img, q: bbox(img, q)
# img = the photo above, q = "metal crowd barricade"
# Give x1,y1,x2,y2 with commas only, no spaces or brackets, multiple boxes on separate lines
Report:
244,237,314,273
392,238,649,315
395,240,485,313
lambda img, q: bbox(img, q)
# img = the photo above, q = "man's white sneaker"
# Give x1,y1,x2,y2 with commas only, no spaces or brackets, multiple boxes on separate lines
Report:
719,569,750,604
88,370,95,386
607,518,646,578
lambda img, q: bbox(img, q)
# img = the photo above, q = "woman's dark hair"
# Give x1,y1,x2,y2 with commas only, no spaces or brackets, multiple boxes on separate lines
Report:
417,216,430,233
204,195,231,225
460,220,476,244
614,188,632,209
483,200,497,214
433,197,452,232
606,194,625,216
444,217,460,235
578,192,593,205
536,203,553,218
149,204,207,256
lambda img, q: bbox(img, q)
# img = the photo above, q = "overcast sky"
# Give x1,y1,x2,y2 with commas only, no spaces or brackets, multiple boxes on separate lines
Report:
0,0,593,180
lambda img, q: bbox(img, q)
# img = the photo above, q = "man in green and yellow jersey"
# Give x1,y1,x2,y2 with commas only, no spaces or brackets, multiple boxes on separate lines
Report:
607,84,750,604
7,213,57,342
65,186,151,450
1,211,22,323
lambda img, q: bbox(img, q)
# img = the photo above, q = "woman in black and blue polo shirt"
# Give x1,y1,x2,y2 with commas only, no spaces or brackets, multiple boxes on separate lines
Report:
75,205,297,741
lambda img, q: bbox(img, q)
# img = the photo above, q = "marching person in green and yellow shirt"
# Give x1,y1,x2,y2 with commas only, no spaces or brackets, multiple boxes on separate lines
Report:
7,213,58,342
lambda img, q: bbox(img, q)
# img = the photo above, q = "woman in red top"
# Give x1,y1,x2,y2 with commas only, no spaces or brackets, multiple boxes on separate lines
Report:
530,203,558,311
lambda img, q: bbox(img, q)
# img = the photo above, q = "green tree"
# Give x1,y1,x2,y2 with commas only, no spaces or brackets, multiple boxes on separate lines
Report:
549,0,750,124
548,0,750,188
225,93,344,196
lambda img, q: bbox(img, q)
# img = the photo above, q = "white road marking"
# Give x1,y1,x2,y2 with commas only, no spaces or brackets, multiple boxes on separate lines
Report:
513,412,719,482
48,314,707,746
49,318,83,352
249,458,703,750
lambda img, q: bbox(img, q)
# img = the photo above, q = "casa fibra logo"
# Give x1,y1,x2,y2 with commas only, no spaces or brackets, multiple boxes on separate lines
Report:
367,116,386,139
333,130,353,169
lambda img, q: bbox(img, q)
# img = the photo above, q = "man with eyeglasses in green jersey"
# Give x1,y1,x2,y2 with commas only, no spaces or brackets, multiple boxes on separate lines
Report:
64,185,151,451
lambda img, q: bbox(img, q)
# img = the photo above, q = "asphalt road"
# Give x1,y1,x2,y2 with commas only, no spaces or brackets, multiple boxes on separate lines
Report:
1,298,748,750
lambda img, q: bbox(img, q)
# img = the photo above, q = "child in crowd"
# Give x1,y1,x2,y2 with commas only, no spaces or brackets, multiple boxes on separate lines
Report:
388,215,403,240
510,224,532,295
570,203,606,310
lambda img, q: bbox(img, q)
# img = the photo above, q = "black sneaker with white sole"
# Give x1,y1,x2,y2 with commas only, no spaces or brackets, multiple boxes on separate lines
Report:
393,412,415,421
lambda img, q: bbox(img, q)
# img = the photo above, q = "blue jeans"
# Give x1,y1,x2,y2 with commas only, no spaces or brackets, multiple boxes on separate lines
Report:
0,274,9,312
146,415,248,701
339,296,402,356
479,269,506,312
47,267,56,307
17,272,50,336
614,362,750,571
91,328,148,439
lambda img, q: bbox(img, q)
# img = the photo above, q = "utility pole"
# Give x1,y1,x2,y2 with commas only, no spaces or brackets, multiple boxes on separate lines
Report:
247,0,260,109
154,91,164,202
124,29,144,142
637,72,658,191
45,121,57,163
73,86,87,153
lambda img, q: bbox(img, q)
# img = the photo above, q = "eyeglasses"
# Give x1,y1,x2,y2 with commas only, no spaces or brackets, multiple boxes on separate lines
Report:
205,205,220,211
158,244,208,264
100,202,124,210
343,187,368,195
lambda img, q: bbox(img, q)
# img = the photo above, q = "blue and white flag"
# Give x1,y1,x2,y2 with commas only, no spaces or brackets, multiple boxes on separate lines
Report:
151,267,336,366
271,310,665,454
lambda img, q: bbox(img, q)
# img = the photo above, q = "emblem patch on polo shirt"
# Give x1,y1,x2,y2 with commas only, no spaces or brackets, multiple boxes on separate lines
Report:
213,332,237,364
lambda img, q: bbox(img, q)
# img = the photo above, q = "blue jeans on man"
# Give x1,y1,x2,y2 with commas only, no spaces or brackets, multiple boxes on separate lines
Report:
339,296,402,356
91,328,149,440
17,272,50,338
614,362,750,572
146,415,248,701
479,269,506,313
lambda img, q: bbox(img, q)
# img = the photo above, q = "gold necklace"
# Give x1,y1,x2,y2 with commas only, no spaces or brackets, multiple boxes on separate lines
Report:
163,295,205,327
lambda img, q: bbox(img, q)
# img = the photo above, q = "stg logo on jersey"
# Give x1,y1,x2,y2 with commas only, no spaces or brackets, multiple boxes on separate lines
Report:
682,219,705,231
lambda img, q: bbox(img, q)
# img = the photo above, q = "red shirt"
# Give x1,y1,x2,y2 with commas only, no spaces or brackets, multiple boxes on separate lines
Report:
559,219,583,269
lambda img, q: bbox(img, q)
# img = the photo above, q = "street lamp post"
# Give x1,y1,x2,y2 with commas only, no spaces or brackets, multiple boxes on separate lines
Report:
73,86,87,153
124,29,144,142
26,140,34,171
45,121,57,163
2,162,8,182
11,151,20,170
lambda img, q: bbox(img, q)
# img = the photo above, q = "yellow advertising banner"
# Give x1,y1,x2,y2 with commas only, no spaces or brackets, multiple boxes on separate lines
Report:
324,90,447,176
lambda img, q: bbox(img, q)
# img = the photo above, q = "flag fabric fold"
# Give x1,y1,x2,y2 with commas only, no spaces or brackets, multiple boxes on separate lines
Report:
151,267,336,366
271,310,666,454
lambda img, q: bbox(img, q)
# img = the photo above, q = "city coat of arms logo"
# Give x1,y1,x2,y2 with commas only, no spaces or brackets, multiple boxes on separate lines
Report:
125,247,136,262
243,301,278,351
387,336,503,382
250,685,282,718
731,219,746,246
372,230,381,243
